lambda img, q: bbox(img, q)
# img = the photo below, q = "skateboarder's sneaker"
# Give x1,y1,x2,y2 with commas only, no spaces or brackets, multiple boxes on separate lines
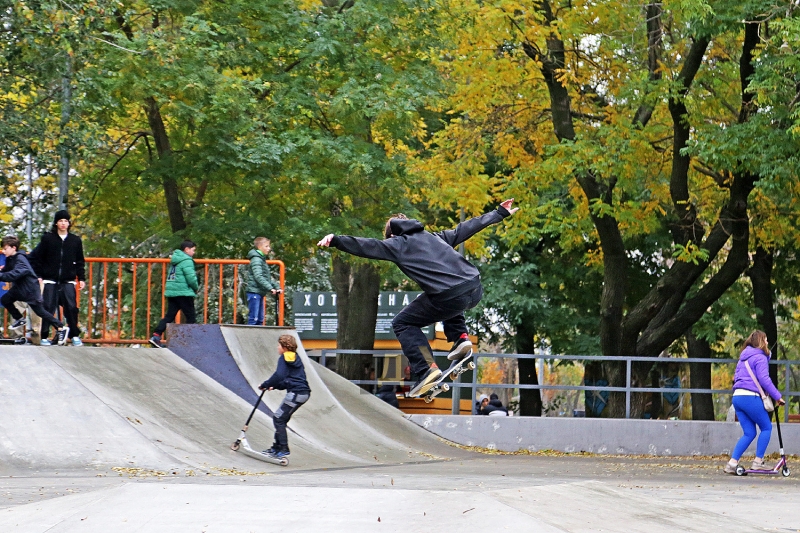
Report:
447,334,473,360
149,334,164,348
9,318,25,334
409,364,442,396
56,326,69,346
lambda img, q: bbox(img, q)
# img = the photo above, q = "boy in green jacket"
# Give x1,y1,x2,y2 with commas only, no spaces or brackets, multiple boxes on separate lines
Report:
150,240,199,348
245,236,280,325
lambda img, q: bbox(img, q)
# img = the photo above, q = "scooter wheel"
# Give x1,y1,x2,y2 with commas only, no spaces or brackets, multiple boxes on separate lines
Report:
230,441,240,451
782,466,790,477
735,465,746,476
280,458,289,466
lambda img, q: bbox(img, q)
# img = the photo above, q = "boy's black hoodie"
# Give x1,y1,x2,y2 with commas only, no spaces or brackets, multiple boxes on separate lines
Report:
330,206,510,297
0,253,43,303
260,351,311,394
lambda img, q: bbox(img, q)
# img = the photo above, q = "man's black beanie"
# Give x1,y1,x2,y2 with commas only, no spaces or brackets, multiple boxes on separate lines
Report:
54,209,71,223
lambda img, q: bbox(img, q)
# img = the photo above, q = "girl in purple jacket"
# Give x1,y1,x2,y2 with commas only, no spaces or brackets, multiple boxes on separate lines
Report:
724,330,785,474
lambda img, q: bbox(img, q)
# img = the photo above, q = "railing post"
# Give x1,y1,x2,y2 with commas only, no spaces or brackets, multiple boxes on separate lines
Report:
451,373,461,415
471,355,478,414
625,358,631,419
785,361,791,423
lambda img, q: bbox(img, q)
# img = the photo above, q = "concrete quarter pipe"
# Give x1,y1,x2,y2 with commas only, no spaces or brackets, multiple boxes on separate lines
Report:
0,326,464,475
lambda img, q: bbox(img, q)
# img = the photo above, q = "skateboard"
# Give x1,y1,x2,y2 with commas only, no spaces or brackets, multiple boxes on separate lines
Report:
409,351,475,404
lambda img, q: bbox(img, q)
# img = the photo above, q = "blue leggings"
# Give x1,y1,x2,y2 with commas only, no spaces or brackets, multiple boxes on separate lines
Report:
732,395,773,460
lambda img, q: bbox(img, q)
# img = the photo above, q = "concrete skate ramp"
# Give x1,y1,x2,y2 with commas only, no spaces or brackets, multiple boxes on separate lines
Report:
220,326,466,463
0,346,353,474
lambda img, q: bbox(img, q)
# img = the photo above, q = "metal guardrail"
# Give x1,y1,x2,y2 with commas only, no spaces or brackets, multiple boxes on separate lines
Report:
316,349,800,422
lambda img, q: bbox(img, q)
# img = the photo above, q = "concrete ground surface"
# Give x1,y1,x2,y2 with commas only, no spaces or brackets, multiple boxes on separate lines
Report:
2,328,799,532
2,454,799,532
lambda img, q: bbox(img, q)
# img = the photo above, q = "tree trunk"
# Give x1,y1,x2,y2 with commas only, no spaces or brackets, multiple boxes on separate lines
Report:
749,246,778,384
331,255,380,384
144,96,187,234
515,316,542,416
687,328,715,420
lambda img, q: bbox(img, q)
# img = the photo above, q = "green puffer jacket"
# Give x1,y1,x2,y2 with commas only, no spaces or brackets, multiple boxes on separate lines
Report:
165,249,199,297
245,249,278,296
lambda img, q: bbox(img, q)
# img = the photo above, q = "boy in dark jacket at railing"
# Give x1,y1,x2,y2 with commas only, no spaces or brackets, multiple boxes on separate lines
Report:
1,236,68,346
258,334,311,459
318,199,518,397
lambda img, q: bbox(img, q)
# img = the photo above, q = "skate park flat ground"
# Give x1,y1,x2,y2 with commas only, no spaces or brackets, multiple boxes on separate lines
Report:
2,331,799,532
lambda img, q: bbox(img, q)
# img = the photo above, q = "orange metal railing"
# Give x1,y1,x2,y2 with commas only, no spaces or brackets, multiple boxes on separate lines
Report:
2,258,284,344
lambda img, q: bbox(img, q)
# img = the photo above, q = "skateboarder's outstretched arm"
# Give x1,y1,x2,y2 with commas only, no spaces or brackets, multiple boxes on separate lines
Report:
435,199,518,248
318,233,403,261
317,199,519,254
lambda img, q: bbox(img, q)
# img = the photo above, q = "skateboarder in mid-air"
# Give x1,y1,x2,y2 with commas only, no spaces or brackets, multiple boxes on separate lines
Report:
258,334,311,460
318,199,519,397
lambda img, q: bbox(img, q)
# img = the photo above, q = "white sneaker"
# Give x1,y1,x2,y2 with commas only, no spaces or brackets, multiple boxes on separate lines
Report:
40,339,52,346
56,326,69,346
72,337,84,347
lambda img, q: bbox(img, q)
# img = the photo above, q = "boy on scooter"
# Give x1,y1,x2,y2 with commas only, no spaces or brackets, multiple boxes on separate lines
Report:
258,334,311,459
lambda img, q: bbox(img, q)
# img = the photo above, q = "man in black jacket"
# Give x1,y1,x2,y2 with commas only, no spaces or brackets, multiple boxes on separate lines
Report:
29,210,86,346
318,199,518,397
1,236,68,345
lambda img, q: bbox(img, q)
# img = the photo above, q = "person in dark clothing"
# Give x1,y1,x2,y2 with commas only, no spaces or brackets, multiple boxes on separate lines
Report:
484,393,509,416
318,199,518,397
259,334,311,459
28,210,86,346
376,385,400,409
1,236,68,345
150,240,199,348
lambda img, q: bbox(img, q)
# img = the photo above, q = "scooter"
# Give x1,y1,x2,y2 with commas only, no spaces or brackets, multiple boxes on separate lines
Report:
230,389,288,466
736,405,790,477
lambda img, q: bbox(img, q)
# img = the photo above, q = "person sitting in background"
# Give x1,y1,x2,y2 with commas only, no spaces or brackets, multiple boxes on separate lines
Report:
484,393,509,416
375,385,400,409
476,393,490,414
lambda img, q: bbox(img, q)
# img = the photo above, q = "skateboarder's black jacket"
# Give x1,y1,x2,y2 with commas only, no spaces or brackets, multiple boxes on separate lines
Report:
330,206,511,298
0,253,43,303
260,351,311,394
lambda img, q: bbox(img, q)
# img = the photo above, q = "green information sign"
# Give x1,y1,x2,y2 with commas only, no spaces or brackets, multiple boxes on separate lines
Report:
292,291,434,340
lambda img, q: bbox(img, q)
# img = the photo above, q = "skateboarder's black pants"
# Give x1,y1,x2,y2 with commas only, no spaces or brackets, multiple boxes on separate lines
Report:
392,282,483,376
1,291,64,333
273,391,310,451
41,282,80,340
153,296,197,335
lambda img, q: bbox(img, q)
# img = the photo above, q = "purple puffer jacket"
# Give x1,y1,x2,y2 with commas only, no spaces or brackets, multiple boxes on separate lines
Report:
733,346,782,401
